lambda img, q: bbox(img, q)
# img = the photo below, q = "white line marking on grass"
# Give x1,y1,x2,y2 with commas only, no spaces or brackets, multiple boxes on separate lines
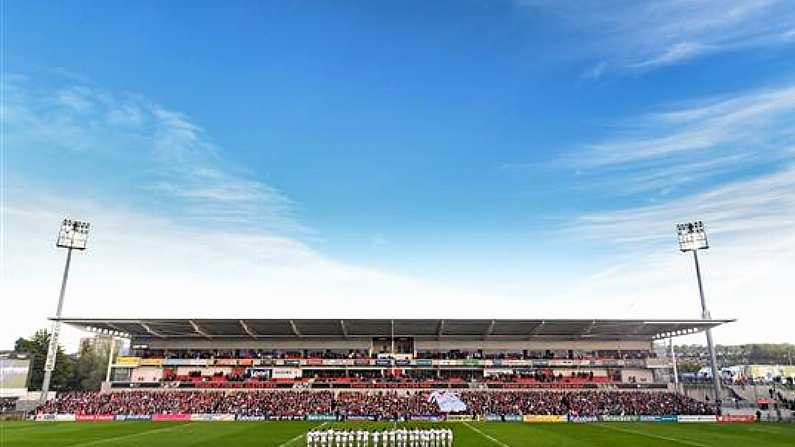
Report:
462,421,512,447
595,423,711,447
277,422,328,447
68,422,196,447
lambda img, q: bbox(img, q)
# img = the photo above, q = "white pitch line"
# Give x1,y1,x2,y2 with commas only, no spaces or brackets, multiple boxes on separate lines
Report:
68,422,196,447
462,421,512,447
595,423,712,447
278,422,329,447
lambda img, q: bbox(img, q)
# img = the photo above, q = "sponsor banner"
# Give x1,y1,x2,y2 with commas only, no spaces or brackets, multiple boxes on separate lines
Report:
267,415,303,421
637,415,676,423
347,415,377,421
115,357,140,367
305,359,323,366
549,360,575,367
115,415,152,421
395,359,411,367
375,359,392,367
321,359,350,366
485,369,514,377
152,413,191,421
354,359,371,366
462,359,481,367
436,360,461,366
272,367,301,379
569,416,599,423
411,415,445,422
190,414,236,422
504,360,529,367
677,415,717,423
446,415,474,422
36,414,76,422
238,359,254,366
524,415,567,423
531,360,549,367
76,414,114,422
718,415,755,423
284,360,300,367
248,368,271,379
414,359,433,367
600,415,640,422
307,414,337,421
213,359,237,366
139,358,163,367
236,415,268,421
484,414,522,422
163,359,193,366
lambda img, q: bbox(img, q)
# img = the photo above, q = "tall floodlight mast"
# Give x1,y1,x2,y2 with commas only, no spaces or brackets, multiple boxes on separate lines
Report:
40,219,91,402
676,221,721,406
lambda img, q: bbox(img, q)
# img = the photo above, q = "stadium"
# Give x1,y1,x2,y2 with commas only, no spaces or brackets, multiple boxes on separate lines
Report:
6,2,795,447
13,316,792,446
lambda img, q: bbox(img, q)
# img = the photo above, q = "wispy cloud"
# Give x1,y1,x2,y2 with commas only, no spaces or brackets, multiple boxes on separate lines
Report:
2,75,304,234
558,83,795,196
573,166,795,245
631,42,710,68
520,0,795,71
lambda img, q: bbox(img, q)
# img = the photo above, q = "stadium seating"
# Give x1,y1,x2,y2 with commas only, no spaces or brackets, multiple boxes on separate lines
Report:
36,390,712,417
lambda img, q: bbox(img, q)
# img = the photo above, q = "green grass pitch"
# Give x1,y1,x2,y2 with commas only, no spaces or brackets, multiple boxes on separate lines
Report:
2,421,794,447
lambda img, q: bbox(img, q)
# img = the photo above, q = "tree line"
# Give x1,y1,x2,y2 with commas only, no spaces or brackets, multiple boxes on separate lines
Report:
15,329,111,392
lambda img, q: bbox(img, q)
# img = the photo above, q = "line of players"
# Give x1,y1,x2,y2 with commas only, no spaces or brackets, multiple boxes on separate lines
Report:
307,428,453,447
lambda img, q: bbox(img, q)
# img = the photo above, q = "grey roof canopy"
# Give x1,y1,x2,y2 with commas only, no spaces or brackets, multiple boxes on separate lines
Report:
55,318,733,341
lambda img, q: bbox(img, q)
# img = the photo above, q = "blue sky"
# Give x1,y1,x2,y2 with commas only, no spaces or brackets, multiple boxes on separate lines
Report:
3,1,795,347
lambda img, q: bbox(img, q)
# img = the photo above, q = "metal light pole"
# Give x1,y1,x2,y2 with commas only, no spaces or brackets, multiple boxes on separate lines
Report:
105,335,116,384
676,221,721,406
40,219,90,402
670,337,679,390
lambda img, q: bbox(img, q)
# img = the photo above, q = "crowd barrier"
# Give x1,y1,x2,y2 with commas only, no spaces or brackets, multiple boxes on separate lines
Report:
34,413,755,423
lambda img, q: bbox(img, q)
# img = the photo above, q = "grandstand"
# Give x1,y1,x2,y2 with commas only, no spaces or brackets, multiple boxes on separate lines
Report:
54,318,730,392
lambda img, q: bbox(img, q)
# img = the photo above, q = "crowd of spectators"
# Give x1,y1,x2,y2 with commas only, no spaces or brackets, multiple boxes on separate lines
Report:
36,390,711,417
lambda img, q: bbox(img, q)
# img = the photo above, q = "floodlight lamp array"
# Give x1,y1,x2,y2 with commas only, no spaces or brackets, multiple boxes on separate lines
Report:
56,219,91,250
676,221,708,252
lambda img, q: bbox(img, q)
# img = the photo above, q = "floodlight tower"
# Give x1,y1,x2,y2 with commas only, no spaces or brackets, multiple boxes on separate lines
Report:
676,221,721,405
40,219,91,402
